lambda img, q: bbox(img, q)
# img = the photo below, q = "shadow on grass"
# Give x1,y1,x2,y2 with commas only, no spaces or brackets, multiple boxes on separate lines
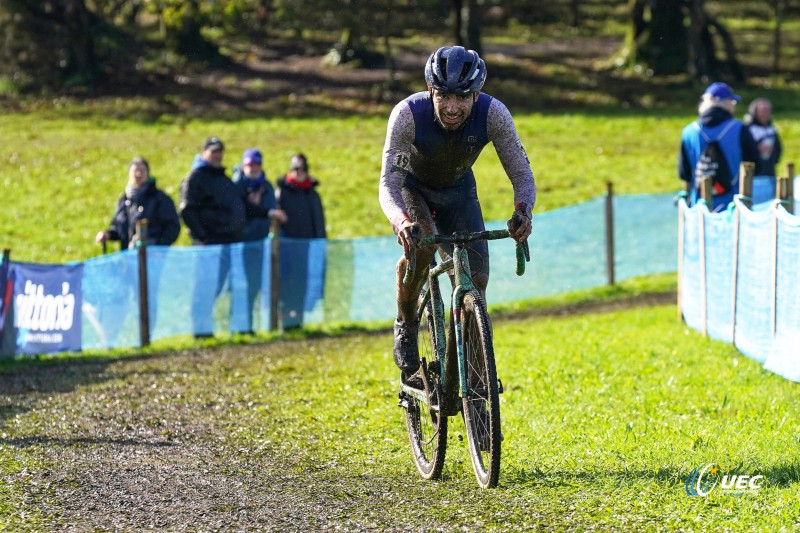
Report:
0,435,178,448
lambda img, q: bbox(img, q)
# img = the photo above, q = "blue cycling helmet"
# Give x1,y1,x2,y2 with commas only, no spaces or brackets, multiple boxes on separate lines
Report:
424,46,486,94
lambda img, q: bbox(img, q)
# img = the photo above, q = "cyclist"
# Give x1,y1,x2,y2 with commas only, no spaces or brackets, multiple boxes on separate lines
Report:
379,45,536,379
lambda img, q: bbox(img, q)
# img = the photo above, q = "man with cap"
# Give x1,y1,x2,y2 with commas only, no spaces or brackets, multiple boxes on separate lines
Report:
232,148,288,333
179,136,251,338
678,82,759,212
180,136,246,245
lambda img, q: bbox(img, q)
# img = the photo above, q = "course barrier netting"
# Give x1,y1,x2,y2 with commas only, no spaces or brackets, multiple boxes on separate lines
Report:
2,193,678,355
679,196,800,382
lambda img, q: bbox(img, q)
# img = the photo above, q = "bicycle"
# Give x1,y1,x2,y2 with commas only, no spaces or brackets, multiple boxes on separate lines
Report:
397,223,529,488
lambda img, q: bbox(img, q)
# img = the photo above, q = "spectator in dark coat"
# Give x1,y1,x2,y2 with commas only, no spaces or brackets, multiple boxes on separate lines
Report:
745,97,782,178
96,157,180,250
178,137,257,338
744,97,782,204
276,153,327,329
231,148,287,333
94,156,180,345
179,137,245,245
277,153,326,239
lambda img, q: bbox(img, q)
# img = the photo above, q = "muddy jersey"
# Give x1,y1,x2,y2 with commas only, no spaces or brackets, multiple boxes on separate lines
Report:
379,91,536,228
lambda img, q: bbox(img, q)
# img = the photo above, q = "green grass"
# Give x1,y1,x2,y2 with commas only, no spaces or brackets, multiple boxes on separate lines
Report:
4,303,795,530
3,108,800,263
239,305,800,529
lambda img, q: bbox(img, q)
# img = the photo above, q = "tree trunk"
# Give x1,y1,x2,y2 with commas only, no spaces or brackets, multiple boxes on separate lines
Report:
62,0,97,82
452,0,464,47
618,0,742,80
773,0,783,75
570,0,581,27
464,0,482,56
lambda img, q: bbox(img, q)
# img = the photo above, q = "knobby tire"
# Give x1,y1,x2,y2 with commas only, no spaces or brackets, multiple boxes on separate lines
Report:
460,290,501,488
403,284,447,480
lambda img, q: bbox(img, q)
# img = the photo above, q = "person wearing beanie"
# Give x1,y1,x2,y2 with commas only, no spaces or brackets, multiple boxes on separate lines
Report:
231,148,287,333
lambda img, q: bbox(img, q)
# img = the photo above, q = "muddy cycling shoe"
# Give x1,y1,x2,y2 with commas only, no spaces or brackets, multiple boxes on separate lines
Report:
402,372,424,390
393,319,420,374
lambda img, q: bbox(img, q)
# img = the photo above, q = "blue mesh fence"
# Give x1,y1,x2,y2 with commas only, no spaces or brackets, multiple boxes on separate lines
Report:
3,193,680,357
679,196,800,381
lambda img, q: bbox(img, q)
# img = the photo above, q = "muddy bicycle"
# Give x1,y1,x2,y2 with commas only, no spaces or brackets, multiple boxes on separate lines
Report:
397,224,529,488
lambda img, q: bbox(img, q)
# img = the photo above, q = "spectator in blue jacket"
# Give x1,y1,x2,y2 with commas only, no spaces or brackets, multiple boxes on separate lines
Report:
232,148,287,333
678,82,759,212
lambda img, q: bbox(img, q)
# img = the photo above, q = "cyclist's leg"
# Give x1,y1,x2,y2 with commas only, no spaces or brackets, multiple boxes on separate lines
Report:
393,185,436,374
395,186,436,323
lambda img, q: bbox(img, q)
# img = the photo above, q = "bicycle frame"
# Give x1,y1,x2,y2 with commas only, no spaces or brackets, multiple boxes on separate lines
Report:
400,228,513,405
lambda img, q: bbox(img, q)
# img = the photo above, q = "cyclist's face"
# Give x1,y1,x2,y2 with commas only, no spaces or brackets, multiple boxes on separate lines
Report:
432,90,476,131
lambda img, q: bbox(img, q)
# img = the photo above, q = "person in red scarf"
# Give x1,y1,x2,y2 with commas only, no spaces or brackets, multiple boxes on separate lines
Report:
276,154,326,239
275,153,327,329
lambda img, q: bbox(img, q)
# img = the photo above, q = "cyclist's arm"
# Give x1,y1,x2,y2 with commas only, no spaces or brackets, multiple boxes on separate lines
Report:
487,99,537,219
379,101,416,231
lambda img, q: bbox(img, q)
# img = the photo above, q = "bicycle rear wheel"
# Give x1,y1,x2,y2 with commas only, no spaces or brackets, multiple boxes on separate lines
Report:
460,290,501,488
403,284,447,479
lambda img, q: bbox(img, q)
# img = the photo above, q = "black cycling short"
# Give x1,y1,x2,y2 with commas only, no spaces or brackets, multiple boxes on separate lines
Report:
400,170,489,279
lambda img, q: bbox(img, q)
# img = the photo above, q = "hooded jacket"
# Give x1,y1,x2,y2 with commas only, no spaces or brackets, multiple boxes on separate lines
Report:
179,155,246,244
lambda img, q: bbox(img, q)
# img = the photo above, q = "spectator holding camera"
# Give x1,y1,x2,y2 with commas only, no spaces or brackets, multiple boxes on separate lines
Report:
96,156,180,250
232,148,287,333
232,148,288,240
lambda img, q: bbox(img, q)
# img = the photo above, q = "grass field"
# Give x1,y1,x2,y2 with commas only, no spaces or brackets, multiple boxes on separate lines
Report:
2,303,799,530
3,107,800,264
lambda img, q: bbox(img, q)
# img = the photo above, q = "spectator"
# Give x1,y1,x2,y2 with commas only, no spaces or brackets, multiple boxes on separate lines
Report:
276,153,327,329
232,148,287,333
678,82,759,212
744,97,782,204
93,156,180,346
277,154,326,239
179,136,245,245
232,148,288,241
96,156,180,250
179,136,246,338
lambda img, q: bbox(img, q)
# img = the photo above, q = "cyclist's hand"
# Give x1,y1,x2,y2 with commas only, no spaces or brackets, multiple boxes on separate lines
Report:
507,209,531,243
397,220,420,254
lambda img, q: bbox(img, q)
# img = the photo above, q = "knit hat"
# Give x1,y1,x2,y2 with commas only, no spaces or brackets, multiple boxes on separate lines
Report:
243,148,263,165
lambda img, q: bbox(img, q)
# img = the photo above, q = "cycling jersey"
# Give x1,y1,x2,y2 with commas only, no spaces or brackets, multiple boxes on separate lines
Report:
379,91,536,230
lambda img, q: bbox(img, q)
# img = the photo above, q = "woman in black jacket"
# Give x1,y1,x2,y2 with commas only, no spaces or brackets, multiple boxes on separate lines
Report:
276,153,327,329
96,157,180,250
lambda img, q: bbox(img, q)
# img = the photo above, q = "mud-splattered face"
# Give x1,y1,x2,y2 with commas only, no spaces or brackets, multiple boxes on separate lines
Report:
431,90,477,131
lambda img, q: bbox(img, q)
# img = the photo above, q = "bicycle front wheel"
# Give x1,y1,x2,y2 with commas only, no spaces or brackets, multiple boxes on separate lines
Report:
403,284,447,479
460,290,501,488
